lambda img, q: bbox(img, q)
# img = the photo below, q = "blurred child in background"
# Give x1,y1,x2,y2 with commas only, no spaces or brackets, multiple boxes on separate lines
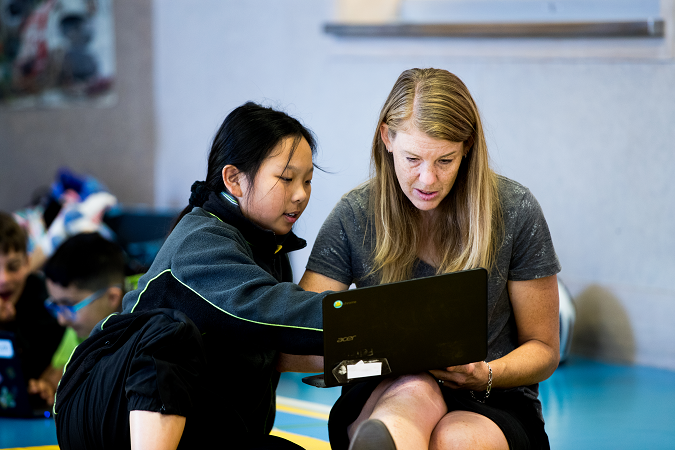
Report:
28,232,125,405
0,212,64,389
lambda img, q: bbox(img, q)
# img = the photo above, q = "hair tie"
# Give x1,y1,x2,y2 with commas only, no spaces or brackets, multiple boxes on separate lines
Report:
189,181,211,208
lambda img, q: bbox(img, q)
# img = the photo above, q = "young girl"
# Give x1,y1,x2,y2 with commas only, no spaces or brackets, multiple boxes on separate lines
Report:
55,102,327,450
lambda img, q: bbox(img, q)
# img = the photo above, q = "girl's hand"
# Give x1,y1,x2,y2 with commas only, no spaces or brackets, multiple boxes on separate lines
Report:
429,361,490,391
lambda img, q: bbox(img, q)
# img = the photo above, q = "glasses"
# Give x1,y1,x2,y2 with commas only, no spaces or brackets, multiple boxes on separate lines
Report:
44,287,109,319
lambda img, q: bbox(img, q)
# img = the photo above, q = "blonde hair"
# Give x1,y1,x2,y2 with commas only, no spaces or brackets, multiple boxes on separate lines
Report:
370,68,502,284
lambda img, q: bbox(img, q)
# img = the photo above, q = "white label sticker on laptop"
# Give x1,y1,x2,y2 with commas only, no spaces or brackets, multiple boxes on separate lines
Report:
0,339,14,359
347,360,382,379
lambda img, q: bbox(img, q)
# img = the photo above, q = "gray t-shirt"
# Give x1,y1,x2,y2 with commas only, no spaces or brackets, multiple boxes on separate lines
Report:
306,175,561,414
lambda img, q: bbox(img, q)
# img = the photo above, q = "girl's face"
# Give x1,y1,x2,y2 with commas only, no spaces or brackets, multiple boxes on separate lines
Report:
238,137,313,235
381,124,466,218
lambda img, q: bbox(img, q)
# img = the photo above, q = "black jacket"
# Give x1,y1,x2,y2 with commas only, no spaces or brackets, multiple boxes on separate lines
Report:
100,191,324,437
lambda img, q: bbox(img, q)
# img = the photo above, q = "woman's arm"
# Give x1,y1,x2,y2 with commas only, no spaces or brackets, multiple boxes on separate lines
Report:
493,274,560,386
299,270,349,293
431,274,560,390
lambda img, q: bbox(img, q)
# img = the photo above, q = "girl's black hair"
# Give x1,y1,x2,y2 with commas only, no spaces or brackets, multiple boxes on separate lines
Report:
174,102,317,227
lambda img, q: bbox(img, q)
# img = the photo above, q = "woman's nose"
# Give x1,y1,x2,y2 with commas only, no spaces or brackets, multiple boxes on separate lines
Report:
418,165,437,185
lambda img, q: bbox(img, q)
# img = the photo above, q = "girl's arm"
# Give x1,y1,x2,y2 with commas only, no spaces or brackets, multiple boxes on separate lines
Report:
275,354,324,373
275,271,350,373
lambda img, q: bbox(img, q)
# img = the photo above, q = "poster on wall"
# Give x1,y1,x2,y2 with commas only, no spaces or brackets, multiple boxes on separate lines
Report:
0,0,116,108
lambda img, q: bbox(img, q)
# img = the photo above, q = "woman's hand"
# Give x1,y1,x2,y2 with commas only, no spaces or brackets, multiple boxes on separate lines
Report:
429,361,490,391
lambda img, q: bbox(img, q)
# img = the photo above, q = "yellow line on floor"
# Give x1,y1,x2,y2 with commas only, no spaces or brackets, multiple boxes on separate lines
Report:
276,403,330,420
271,429,331,450
2,447,59,450
3,434,328,450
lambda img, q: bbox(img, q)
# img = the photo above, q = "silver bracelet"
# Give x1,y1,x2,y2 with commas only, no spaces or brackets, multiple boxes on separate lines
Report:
470,361,492,403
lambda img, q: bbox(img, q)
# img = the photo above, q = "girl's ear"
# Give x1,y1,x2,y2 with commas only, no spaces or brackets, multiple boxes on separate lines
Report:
222,165,244,198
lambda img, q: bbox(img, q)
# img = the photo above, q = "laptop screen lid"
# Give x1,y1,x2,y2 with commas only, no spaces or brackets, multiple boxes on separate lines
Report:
308,268,487,388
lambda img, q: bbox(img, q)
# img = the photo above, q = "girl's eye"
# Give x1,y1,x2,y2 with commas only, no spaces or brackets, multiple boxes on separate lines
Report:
406,157,419,163
279,177,292,183
305,179,312,185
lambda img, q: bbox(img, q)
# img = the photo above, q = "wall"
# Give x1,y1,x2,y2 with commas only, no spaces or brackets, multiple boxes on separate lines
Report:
3,0,671,370
0,0,155,212
153,0,675,370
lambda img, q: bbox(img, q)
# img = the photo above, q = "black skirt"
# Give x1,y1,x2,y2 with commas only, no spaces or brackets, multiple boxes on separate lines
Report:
328,377,550,450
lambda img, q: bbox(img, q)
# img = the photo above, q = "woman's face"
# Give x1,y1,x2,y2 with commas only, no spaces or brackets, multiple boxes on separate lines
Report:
239,137,313,235
381,124,466,216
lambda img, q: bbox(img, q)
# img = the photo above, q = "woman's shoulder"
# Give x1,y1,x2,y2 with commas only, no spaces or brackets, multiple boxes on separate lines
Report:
325,182,372,222
496,175,531,198
495,175,539,211
341,181,371,207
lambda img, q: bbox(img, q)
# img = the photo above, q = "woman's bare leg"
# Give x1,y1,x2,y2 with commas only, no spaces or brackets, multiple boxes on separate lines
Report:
348,373,448,450
130,410,186,450
429,410,508,450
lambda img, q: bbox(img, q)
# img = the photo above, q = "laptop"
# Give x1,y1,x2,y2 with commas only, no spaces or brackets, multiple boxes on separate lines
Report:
303,268,488,388
0,331,52,418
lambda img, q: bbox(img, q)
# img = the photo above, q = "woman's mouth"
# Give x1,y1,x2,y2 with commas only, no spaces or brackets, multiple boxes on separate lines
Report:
414,189,439,201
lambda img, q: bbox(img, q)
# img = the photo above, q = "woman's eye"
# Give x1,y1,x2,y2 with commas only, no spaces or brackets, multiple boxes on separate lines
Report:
279,176,292,182
305,179,312,185
406,157,418,163
439,159,453,165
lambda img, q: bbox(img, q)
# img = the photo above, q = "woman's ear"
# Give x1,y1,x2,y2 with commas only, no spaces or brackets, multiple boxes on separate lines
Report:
380,124,392,151
464,136,475,157
222,165,244,198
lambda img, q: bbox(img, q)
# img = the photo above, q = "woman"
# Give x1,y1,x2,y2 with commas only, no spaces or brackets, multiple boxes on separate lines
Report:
300,69,561,450
55,102,326,450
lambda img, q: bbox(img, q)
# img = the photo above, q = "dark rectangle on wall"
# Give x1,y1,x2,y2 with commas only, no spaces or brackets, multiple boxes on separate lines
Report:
324,20,665,38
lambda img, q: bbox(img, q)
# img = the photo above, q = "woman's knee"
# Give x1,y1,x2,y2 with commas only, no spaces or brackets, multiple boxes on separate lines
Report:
379,373,446,410
383,373,442,396
429,411,508,450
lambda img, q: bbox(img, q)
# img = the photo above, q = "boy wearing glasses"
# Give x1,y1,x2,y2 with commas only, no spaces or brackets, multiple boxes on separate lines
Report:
28,232,125,405
0,212,65,395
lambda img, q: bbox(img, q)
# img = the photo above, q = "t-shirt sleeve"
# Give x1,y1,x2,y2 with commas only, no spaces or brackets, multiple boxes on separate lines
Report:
508,188,562,281
306,198,358,286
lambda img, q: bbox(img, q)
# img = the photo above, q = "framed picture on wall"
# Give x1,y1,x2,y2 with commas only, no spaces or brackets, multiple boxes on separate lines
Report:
0,0,116,108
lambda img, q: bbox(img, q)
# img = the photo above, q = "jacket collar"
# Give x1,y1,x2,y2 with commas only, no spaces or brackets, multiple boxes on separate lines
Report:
201,191,306,255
